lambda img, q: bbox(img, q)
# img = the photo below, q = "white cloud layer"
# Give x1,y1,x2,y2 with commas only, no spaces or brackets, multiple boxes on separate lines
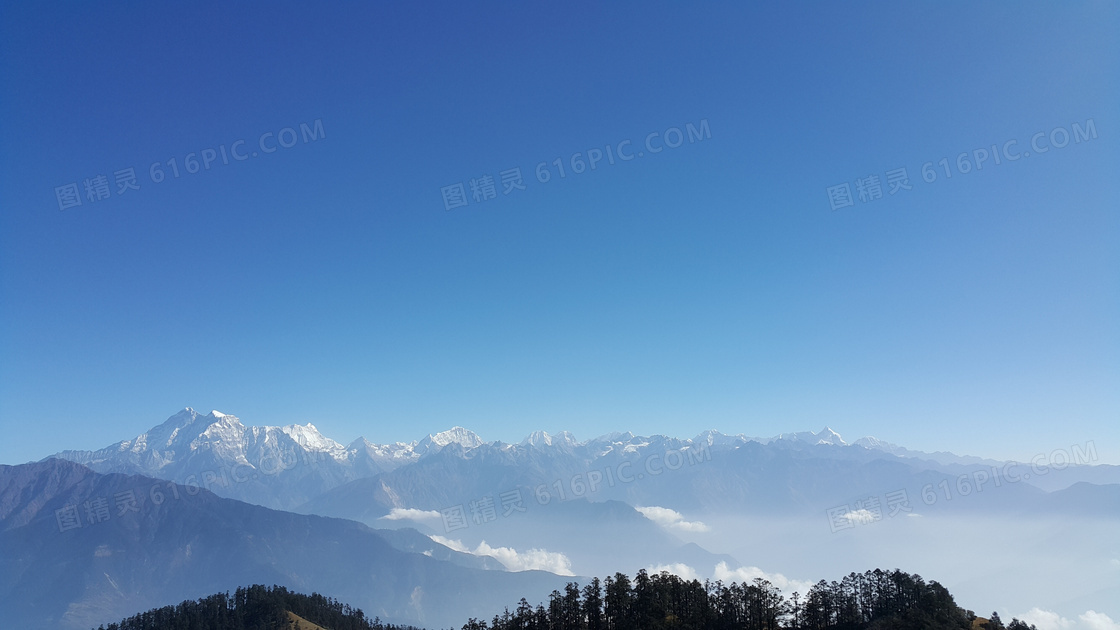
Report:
647,563,702,582
845,508,878,525
635,506,710,532
1012,608,1120,630
429,535,574,576
381,507,442,522
1020,608,1075,630
1080,611,1120,630
641,561,814,597
429,535,470,553
1079,609,1120,627
713,562,816,597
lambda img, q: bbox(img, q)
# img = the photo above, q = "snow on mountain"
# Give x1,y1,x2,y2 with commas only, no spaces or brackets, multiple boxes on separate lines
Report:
521,430,578,448
521,430,554,447
853,436,886,449
594,431,635,443
49,407,1022,512
52,411,492,498
762,429,1004,467
814,427,846,445
687,427,1007,467
553,431,576,444
48,408,416,509
347,437,419,462
689,427,854,448
415,426,484,455
768,427,848,446
281,423,349,461
58,408,242,471
692,430,753,448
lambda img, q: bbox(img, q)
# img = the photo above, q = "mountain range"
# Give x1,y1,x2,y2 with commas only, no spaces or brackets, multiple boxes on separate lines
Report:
10,408,1117,629
48,408,1118,516
39,409,984,508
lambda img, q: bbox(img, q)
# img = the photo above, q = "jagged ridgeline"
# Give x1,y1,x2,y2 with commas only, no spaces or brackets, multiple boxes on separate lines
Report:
92,584,422,630
95,570,1040,630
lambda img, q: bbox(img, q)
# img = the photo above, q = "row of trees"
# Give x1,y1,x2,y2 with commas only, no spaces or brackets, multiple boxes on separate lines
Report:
93,584,420,630
464,568,1039,630
92,571,1041,630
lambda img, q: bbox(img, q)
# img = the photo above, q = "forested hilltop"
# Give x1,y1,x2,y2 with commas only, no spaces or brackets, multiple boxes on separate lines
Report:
93,584,420,630
94,570,1039,630
466,568,1040,630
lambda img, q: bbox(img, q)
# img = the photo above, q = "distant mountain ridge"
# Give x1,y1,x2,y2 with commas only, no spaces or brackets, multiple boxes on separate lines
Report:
52,408,925,469
47,409,938,469
46,408,1115,513
49,408,489,509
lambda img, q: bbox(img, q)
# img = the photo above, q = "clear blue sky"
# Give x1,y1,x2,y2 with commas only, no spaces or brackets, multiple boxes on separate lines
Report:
1,2,1117,464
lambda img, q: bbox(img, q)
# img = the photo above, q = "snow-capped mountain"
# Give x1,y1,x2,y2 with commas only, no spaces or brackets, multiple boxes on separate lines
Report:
521,430,578,449
414,426,484,455
767,427,848,446
50,408,420,509
32,411,1120,630
693,426,859,448
280,422,349,460
48,410,530,509
51,407,1100,513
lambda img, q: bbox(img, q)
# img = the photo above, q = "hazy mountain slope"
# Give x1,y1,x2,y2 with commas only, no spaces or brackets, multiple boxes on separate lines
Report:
298,438,1066,524
372,526,506,571
0,460,572,630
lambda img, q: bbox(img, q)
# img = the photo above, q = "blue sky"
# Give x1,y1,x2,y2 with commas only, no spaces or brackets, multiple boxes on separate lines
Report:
1,2,1117,464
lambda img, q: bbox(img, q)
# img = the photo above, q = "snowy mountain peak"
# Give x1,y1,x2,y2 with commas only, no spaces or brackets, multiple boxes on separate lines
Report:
162,407,202,427
592,431,636,444
693,430,752,447
854,435,885,449
281,423,346,454
769,427,848,446
155,408,233,430
416,427,483,454
348,436,374,450
521,431,578,448
522,430,553,447
141,408,237,450
815,427,846,445
435,426,483,447
554,431,577,445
